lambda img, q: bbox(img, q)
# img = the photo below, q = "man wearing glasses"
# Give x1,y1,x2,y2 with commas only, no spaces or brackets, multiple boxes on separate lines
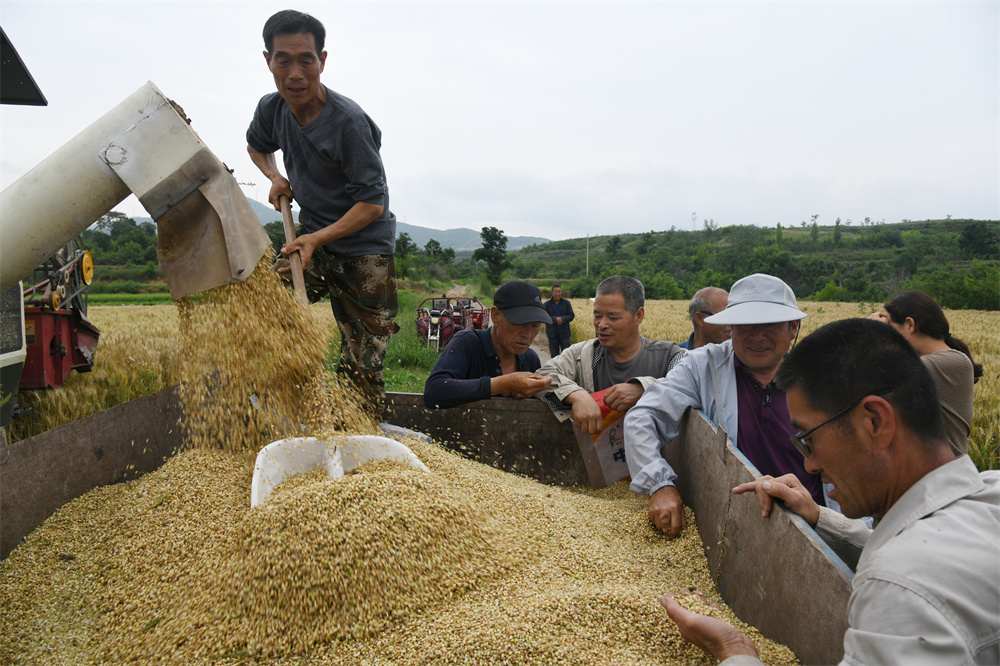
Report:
677,286,732,350
624,273,819,537
660,318,999,665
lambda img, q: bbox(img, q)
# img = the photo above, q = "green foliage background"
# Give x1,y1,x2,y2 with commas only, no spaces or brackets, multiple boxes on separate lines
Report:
81,213,998,310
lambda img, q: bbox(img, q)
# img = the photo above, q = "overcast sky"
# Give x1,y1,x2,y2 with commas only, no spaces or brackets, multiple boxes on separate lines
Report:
1,1,997,241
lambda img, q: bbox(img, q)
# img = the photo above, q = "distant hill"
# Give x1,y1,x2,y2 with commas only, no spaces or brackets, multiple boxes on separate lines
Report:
136,197,551,250
395,221,549,251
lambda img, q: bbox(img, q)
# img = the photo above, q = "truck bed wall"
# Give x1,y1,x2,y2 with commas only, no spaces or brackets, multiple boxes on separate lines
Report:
1,386,184,559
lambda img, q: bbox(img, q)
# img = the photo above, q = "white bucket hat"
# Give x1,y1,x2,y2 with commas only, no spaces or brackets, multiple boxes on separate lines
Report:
705,273,806,325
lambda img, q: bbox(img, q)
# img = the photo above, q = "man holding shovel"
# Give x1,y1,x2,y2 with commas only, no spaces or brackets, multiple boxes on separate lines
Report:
247,9,398,413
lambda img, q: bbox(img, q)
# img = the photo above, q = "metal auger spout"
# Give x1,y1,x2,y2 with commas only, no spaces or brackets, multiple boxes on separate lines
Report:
0,81,270,300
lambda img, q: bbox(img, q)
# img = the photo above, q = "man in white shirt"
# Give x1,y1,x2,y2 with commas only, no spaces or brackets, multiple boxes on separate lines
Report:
660,318,999,665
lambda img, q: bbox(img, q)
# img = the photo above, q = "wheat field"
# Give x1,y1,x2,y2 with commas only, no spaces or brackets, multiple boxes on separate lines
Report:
9,299,998,470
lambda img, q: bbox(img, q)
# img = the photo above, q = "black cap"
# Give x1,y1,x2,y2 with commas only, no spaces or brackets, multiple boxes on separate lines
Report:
493,281,551,325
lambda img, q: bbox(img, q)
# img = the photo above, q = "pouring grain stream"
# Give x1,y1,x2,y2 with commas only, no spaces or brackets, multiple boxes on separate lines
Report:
175,250,378,455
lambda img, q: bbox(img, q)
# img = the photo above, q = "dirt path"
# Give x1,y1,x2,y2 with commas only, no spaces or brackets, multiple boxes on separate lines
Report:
531,332,551,364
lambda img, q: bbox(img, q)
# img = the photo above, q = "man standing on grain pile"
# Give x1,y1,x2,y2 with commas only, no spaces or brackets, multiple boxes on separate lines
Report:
423,281,552,409
624,273,825,538
660,318,1000,665
247,10,398,415
536,276,687,434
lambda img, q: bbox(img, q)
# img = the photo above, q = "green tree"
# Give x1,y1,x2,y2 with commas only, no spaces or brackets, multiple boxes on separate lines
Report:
645,273,684,300
635,231,653,255
960,222,999,259
395,232,417,258
808,280,841,301
424,238,443,258
94,211,133,235
834,218,843,246
472,226,511,284
810,221,820,244
423,238,455,266
264,221,285,253
605,235,623,257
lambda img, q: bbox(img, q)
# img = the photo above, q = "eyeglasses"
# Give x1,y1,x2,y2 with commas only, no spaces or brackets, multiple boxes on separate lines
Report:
789,388,893,458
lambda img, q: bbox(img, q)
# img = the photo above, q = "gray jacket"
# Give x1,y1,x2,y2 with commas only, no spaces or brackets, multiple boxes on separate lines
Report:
624,341,739,496
536,338,685,422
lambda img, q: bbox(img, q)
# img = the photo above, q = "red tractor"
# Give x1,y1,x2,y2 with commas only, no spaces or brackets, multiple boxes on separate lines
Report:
416,296,490,352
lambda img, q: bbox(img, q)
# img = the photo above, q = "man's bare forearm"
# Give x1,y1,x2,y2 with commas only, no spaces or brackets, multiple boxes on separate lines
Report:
308,201,384,245
247,145,282,181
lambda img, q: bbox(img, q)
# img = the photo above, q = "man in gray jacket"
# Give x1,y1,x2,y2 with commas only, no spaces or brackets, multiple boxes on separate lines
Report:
660,318,999,665
536,276,686,434
624,273,818,538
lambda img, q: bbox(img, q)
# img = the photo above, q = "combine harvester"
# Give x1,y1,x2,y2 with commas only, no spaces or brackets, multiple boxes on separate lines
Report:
0,74,853,666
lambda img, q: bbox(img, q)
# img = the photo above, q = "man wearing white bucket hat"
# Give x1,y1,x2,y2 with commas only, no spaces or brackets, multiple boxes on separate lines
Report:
624,273,821,537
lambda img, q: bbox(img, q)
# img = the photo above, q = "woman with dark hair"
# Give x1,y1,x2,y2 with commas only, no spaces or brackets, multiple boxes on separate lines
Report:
870,290,982,456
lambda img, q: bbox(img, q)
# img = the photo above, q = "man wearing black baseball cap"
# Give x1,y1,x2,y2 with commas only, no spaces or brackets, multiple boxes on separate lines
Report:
423,281,552,409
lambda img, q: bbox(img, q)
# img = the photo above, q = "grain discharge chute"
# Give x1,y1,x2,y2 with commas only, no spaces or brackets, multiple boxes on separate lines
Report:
0,78,271,430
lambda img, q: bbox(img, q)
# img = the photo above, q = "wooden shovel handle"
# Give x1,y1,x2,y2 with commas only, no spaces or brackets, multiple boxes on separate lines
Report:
279,195,309,307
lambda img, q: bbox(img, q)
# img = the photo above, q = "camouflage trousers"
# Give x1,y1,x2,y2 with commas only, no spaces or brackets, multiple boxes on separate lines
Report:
275,246,399,416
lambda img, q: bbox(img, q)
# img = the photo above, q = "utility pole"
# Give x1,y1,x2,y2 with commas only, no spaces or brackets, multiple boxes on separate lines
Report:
586,234,589,276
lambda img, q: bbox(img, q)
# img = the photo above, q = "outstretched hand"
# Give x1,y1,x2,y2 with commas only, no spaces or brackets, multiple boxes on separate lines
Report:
732,473,820,526
567,390,604,434
659,588,759,662
492,372,552,399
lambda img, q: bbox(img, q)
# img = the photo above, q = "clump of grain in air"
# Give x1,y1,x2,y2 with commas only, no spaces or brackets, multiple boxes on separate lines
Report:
175,249,377,453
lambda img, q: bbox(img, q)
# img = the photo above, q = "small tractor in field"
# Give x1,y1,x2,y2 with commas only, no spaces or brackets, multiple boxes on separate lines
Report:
416,296,490,352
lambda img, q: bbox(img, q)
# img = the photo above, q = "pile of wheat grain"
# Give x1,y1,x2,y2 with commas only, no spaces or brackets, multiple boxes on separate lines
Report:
0,273,798,664
0,436,797,665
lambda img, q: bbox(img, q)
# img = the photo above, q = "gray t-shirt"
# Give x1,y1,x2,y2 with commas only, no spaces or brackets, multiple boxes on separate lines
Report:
593,337,685,391
247,87,396,257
